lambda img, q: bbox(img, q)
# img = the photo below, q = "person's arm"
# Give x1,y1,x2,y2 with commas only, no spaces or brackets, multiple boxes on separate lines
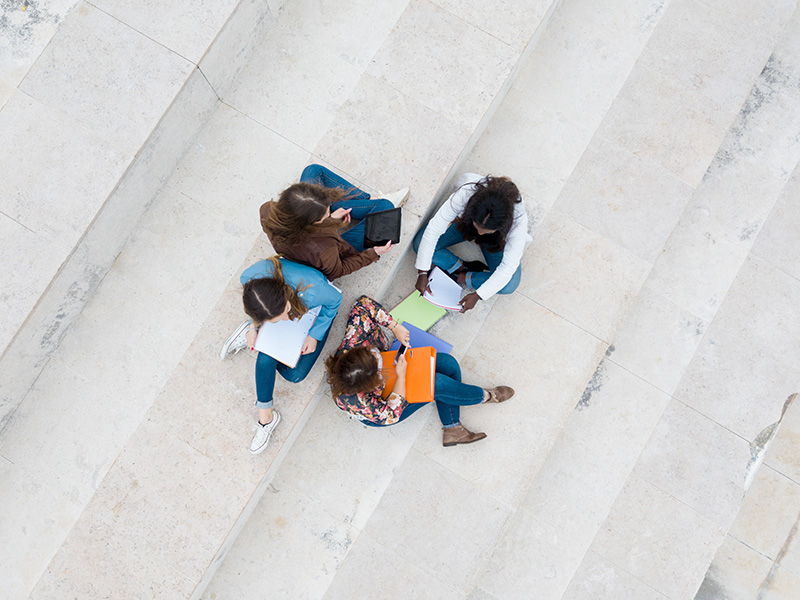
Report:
414,174,482,272
336,295,403,353
350,295,404,331
363,296,410,346
337,388,407,425
474,206,529,300
300,336,318,355
336,296,382,352
414,196,461,272
392,353,407,397
389,322,410,346
305,277,342,341
245,321,261,350
318,244,380,280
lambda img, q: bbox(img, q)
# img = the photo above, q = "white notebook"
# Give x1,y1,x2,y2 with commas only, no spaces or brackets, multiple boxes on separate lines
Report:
254,306,321,367
423,266,464,311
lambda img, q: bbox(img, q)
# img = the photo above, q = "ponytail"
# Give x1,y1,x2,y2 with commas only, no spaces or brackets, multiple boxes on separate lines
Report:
242,257,308,323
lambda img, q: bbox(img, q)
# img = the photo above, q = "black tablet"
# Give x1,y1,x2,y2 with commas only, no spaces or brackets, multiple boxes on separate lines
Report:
363,207,402,248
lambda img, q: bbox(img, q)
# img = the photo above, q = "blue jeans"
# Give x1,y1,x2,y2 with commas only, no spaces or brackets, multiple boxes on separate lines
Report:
255,325,331,409
412,223,521,294
363,353,484,428
300,164,394,252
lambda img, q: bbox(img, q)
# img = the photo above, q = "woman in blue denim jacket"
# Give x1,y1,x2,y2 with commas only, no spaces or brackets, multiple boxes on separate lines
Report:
220,256,342,454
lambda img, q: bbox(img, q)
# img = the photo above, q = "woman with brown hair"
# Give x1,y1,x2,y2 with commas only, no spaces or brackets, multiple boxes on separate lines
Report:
220,256,342,454
260,164,409,280
325,296,515,447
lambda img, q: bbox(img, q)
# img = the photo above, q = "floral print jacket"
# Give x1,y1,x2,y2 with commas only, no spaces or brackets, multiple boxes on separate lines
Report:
332,295,408,425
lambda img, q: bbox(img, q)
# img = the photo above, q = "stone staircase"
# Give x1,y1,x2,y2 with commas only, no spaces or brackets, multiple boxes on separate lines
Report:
0,0,562,597
204,0,800,599
0,0,275,429
2,0,800,598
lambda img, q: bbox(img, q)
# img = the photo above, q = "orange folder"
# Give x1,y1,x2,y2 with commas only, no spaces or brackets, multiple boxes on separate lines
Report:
380,346,437,403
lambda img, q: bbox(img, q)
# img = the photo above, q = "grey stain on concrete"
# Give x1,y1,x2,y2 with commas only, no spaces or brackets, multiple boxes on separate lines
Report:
758,513,800,600
315,527,352,557
686,316,707,338
576,362,607,411
40,266,103,350
694,565,732,600
759,54,800,96
760,55,787,89
0,0,61,57
709,148,735,171
641,0,667,30
738,222,759,242
727,78,775,160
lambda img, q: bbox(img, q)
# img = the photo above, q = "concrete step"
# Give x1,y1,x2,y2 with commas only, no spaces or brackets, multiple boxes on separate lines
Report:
0,0,276,428
0,0,563,597
694,394,800,599
205,0,800,598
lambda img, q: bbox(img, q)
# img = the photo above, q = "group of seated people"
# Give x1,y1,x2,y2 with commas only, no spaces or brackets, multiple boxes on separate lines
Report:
220,164,529,454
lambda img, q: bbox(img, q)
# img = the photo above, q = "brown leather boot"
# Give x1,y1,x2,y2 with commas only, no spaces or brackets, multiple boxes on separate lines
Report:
442,424,487,447
484,386,515,403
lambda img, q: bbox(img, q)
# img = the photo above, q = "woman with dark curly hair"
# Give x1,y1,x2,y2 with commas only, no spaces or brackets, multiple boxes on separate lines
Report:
260,164,408,280
325,296,514,447
413,173,529,312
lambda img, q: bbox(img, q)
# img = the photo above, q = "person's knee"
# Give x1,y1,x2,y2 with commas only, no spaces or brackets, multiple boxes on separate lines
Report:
300,164,323,182
498,270,522,295
377,198,394,209
284,371,308,384
437,353,461,379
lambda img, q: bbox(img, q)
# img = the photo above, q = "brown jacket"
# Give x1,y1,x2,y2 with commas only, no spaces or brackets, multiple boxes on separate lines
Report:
260,201,379,280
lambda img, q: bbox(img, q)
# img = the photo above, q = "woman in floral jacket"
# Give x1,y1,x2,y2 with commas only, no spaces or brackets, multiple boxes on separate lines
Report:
325,296,515,447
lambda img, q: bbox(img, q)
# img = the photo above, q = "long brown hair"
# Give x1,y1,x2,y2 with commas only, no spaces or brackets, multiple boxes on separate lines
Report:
263,183,346,247
325,346,383,397
242,257,308,323
454,176,520,252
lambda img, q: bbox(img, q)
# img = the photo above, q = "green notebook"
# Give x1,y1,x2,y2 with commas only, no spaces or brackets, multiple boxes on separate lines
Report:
390,291,447,331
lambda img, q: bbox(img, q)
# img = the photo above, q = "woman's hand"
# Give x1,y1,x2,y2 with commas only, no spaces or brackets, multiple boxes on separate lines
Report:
374,240,393,255
391,352,408,397
394,352,408,378
459,292,480,313
246,327,259,350
330,207,352,223
415,271,430,294
391,323,411,347
300,335,318,355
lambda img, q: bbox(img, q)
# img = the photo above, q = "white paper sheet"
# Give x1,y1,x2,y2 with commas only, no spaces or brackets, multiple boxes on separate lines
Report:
254,305,321,367
423,266,464,310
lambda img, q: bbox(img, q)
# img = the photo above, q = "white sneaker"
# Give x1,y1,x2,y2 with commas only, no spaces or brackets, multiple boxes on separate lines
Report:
250,410,281,455
220,320,250,359
382,187,410,208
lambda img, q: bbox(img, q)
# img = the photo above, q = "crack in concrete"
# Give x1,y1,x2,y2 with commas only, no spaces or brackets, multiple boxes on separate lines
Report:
744,393,797,493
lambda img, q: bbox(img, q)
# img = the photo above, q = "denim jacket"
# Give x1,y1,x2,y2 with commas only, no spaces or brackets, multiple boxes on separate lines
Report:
240,258,342,341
